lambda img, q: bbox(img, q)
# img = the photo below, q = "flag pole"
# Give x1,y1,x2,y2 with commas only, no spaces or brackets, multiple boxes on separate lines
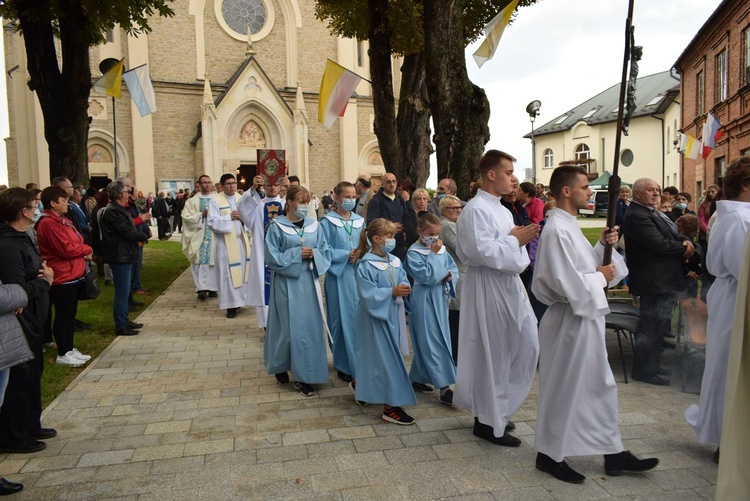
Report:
603,0,635,266
112,96,119,179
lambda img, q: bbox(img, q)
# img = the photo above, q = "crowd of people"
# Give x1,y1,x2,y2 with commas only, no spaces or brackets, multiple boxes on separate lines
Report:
0,151,747,495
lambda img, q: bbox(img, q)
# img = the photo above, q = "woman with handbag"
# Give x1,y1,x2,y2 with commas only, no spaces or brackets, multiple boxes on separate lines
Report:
35,186,94,367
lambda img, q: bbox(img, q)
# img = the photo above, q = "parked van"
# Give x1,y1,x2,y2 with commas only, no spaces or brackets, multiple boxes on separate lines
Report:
579,189,609,217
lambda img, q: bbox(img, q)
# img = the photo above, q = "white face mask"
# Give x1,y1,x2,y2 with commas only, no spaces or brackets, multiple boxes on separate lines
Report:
422,236,438,246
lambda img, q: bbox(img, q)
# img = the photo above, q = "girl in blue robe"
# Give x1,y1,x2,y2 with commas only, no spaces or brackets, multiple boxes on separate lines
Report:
264,186,331,397
319,182,364,383
405,213,459,405
353,218,417,425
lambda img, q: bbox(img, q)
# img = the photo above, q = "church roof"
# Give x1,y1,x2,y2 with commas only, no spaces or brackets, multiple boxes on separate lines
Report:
524,70,680,138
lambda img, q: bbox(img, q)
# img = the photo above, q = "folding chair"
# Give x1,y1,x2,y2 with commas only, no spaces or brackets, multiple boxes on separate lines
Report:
605,312,638,383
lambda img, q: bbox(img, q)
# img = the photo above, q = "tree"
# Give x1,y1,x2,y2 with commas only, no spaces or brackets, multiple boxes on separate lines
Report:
316,0,539,198
0,0,174,184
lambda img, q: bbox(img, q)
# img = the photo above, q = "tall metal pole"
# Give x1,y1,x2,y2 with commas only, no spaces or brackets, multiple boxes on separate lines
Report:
530,125,536,184
112,96,119,179
603,0,635,266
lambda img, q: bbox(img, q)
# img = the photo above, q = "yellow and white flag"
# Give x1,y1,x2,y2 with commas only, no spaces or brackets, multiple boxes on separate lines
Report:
678,132,702,160
92,58,125,99
318,59,362,129
472,0,520,69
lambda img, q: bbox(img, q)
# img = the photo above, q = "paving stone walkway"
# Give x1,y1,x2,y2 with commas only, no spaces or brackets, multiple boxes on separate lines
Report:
0,269,718,500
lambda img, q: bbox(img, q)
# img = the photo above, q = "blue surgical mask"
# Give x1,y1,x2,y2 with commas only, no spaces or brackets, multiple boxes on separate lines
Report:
675,203,687,211
32,207,42,223
80,189,86,196
422,236,438,246
382,238,396,254
341,199,356,212
436,193,446,200
294,205,309,219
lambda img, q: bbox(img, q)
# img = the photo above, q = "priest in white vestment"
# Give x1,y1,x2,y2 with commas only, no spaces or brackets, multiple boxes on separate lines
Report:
207,174,256,318
239,176,285,328
532,166,658,483
181,175,217,300
455,150,540,447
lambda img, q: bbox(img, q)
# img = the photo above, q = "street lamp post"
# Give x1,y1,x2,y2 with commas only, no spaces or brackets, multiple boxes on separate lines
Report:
526,100,541,184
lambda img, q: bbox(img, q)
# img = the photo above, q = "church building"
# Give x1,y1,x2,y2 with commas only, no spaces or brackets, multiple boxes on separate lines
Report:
3,0,386,195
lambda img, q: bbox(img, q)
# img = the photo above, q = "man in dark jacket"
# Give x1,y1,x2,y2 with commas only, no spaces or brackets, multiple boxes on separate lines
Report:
622,178,695,386
100,180,149,336
365,173,417,261
152,192,170,240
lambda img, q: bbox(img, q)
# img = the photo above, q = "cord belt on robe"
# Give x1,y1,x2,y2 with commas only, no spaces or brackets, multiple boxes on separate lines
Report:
216,192,252,289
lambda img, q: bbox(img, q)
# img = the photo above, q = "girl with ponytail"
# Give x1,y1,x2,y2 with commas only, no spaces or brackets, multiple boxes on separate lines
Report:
353,218,417,425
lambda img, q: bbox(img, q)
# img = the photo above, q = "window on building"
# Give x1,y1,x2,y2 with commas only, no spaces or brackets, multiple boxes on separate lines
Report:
696,71,704,115
582,109,597,119
646,95,663,107
357,40,366,67
543,148,554,168
742,147,750,157
715,50,728,103
554,115,569,125
105,29,115,43
574,143,590,162
696,181,703,202
745,28,750,86
715,156,726,184
620,149,634,167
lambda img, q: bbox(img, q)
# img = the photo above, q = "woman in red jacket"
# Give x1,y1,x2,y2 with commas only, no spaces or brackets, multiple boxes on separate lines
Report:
35,186,93,367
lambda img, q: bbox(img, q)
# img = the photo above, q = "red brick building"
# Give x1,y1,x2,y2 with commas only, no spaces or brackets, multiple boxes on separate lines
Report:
674,0,750,199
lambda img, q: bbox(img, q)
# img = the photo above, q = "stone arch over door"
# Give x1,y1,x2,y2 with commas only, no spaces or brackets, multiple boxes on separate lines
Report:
224,101,290,173
88,129,130,180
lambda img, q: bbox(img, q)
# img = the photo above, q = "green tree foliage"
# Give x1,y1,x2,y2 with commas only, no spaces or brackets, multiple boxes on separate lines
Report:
0,0,174,183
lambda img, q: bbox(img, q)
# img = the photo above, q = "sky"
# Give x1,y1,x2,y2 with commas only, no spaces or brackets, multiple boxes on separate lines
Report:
0,0,723,186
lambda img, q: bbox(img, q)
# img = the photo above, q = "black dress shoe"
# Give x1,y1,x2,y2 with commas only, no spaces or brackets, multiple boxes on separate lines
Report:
337,371,353,383
208,291,218,298
472,418,521,447
29,428,57,440
0,440,46,454
604,451,659,476
536,453,586,484
197,291,208,301
632,374,670,386
116,327,140,336
0,478,23,496
412,382,434,393
129,300,144,307
74,319,92,330
127,321,144,329
713,447,720,464
505,420,516,432
226,308,238,319
275,372,290,384
656,367,672,376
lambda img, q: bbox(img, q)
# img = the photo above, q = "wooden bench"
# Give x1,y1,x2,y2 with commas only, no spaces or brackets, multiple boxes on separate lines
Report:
679,297,708,392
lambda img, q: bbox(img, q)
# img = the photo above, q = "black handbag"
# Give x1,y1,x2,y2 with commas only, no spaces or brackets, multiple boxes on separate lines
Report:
79,262,101,300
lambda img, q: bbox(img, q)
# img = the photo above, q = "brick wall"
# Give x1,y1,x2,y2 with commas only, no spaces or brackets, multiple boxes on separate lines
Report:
676,0,750,198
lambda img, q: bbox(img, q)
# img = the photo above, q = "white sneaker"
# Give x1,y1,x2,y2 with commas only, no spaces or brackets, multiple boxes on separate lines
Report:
70,348,91,362
57,351,85,367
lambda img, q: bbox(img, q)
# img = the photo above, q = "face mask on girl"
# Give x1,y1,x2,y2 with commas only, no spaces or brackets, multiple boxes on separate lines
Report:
32,206,42,223
674,203,687,211
422,235,438,246
341,199,356,212
381,238,396,254
294,205,309,219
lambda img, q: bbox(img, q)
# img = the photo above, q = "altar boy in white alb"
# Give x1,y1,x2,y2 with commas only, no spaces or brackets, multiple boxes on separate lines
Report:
532,165,658,483
208,174,256,318
181,175,218,301
455,150,540,447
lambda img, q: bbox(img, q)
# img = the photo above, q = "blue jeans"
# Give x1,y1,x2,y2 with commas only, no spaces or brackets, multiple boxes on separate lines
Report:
131,246,143,292
111,263,134,329
0,368,8,406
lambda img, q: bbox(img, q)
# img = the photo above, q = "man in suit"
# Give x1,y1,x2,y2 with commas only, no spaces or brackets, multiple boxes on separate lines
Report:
622,178,695,386
68,189,90,244
365,172,417,262
152,192,170,240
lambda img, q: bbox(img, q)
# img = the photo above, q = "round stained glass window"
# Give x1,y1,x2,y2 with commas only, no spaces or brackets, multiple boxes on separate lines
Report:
221,0,267,35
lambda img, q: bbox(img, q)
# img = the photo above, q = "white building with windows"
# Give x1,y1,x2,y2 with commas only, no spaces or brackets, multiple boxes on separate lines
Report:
3,0,386,194
526,70,682,190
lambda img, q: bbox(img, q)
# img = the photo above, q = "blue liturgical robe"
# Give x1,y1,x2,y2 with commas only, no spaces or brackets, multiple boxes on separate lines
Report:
320,211,364,377
405,243,459,389
354,252,417,407
263,217,331,384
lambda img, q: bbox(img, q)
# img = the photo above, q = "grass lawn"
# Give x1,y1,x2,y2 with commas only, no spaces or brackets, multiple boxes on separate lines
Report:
582,227,601,246
41,240,188,407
